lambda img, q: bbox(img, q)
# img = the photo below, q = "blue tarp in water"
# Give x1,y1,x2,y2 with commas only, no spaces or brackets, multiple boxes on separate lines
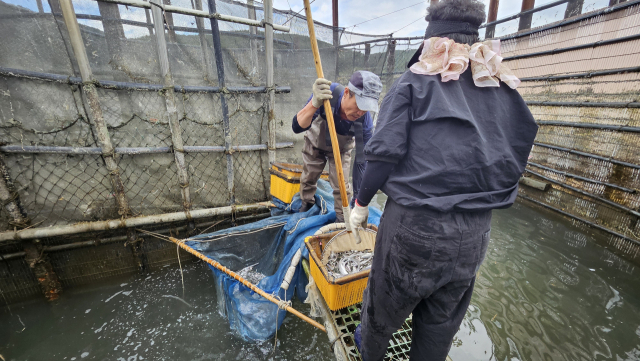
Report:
185,180,381,341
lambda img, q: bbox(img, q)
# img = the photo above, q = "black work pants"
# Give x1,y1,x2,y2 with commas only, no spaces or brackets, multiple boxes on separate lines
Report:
360,199,491,361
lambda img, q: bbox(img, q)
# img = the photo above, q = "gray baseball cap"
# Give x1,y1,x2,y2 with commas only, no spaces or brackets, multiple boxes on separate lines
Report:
347,70,383,113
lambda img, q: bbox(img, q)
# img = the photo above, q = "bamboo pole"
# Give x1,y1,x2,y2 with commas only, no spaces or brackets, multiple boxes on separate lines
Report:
303,0,361,242
302,0,348,211
166,235,327,333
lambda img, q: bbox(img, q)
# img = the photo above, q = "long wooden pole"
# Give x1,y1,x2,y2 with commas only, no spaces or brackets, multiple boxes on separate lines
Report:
167,236,327,333
302,0,348,210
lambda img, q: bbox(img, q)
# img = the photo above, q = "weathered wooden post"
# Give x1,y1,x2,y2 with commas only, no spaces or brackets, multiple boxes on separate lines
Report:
363,43,370,70
149,0,195,232
264,0,277,165
247,0,260,74
193,0,214,82
385,39,396,89
565,0,585,19
485,0,500,38
519,0,535,31
162,0,178,43
97,2,135,125
58,0,146,269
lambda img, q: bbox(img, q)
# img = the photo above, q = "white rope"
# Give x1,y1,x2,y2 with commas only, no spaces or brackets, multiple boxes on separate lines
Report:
187,222,287,243
177,243,185,298
277,298,292,310
287,217,307,235
273,288,289,352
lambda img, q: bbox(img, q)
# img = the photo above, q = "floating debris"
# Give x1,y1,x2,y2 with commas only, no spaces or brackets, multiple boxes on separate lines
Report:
325,250,374,278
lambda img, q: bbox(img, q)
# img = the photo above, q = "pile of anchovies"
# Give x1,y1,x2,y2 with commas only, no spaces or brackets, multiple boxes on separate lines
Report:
325,250,374,278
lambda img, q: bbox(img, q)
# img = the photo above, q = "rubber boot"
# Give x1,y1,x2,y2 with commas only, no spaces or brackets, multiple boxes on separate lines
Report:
299,201,314,213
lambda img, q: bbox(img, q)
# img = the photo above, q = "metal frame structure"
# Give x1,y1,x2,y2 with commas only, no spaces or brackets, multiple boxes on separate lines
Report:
520,194,640,247
527,162,637,193
0,66,292,93
0,0,295,300
535,121,640,133
94,0,290,32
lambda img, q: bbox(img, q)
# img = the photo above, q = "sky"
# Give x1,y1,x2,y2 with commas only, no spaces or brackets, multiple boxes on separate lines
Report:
273,0,610,37
4,0,612,39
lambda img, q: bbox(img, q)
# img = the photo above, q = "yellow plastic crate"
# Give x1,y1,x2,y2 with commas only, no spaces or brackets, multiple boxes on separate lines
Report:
269,163,328,204
304,226,377,311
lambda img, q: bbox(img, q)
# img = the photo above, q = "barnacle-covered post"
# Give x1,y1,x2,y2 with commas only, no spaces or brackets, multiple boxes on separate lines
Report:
149,0,194,232
0,154,62,300
58,0,146,269
58,0,130,218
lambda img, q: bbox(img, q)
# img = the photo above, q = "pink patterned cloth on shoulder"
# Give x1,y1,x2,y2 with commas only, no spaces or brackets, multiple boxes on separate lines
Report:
410,37,520,89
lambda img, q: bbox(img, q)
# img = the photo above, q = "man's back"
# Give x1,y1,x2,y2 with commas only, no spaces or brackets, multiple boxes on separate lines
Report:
365,68,538,212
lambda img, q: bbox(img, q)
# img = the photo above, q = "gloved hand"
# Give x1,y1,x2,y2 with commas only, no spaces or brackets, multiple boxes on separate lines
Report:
350,201,369,231
311,78,332,108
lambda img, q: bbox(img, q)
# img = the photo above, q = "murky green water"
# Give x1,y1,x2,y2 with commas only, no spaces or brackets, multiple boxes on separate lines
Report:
450,201,640,361
1,200,639,360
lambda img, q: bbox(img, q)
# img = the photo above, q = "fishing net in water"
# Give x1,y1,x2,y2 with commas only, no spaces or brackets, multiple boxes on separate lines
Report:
185,179,382,341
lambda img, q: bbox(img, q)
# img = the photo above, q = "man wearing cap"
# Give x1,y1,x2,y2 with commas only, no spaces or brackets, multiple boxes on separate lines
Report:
292,70,382,222
349,0,538,360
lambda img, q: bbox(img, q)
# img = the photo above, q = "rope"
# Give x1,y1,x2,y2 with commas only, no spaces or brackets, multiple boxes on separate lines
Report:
177,243,186,298
272,289,292,352
187,222,287,242
277,297,292,310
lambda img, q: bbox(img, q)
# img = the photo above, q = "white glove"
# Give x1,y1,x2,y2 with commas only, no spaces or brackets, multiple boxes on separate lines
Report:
349,202,369,244
311,78,332,108
350,202,369,231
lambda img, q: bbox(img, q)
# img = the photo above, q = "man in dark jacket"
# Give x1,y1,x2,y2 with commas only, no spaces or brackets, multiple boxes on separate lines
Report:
292,71,382,222
349,0,538,360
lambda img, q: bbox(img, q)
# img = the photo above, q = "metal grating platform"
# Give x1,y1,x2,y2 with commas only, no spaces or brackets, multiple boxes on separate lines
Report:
331,303,413,361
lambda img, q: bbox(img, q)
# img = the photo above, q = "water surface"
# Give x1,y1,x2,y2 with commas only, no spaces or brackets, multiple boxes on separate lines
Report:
1,200,640,360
